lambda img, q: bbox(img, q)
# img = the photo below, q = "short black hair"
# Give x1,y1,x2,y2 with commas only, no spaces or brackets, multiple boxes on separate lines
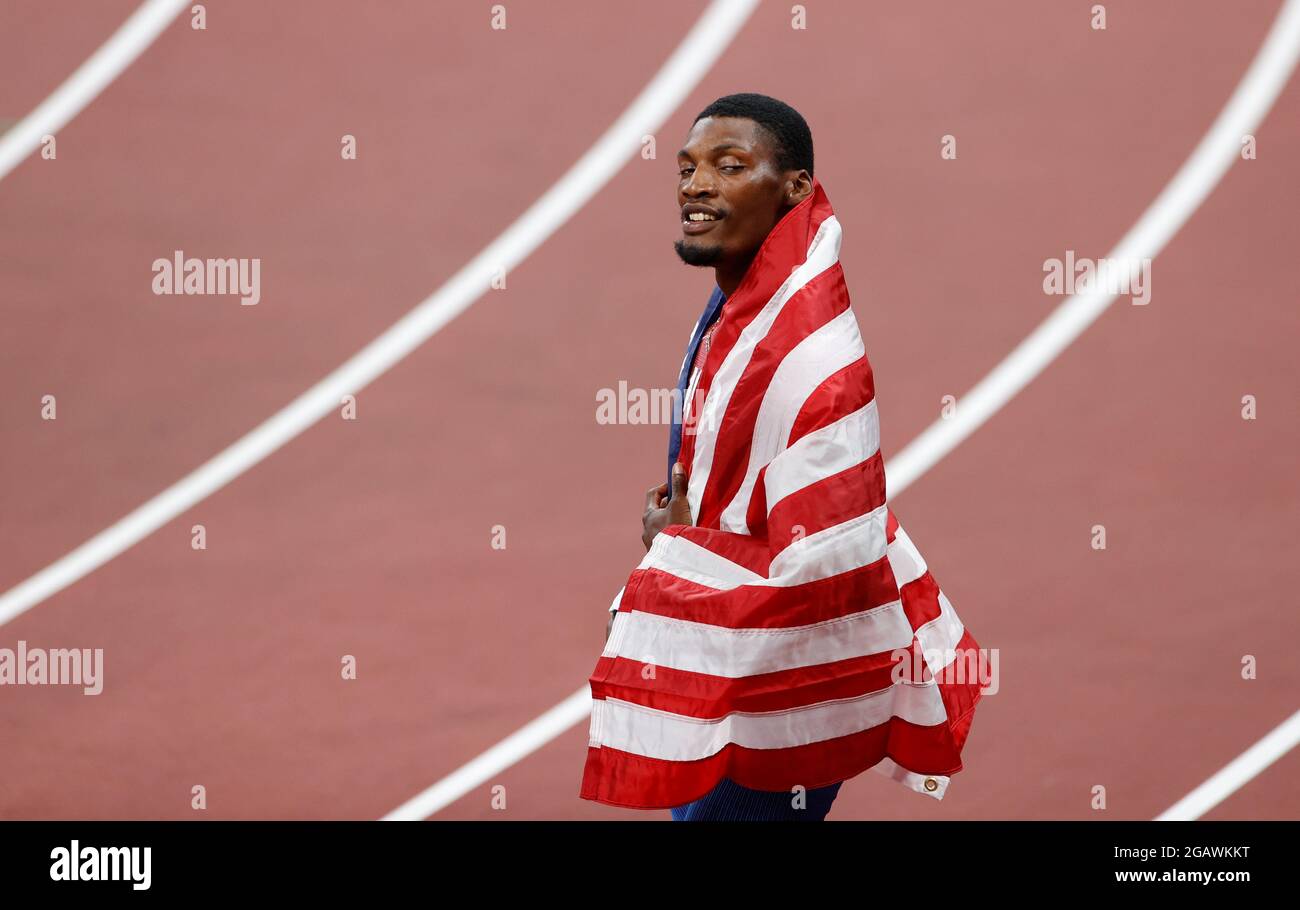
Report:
693,93,814,177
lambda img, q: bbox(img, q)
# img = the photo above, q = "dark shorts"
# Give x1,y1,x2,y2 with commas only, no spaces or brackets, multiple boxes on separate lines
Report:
670,776,843,821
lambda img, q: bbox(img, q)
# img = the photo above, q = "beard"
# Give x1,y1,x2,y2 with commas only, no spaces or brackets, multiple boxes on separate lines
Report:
674,238,724,266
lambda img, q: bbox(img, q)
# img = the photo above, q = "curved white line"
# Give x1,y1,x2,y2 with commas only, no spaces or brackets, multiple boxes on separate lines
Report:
1155,709,1300,820
0,0,762,627
382,689,594,823
0,0,188,182
887,0,1300,496
383,0,1300,820
1159,712,1300,826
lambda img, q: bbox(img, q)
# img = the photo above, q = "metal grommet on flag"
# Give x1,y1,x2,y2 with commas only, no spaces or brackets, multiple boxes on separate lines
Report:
924,777,939,792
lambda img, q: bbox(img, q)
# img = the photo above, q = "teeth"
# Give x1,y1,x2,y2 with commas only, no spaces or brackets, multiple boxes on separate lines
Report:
687,212,717,221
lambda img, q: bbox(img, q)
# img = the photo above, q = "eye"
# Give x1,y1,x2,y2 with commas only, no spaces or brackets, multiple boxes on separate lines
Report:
678,165,695,177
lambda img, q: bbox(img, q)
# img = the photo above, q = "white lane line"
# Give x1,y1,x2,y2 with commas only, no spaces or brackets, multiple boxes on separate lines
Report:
1155,709,1300,820
0,0,761,627
381,690,594,822
0,0,188,182
382,0,1300,820
888,0,1300,495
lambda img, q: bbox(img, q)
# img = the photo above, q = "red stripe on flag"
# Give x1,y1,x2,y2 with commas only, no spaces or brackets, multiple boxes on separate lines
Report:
591,651,905,719
623,548,902,629
580,716,964,809
786,353,877,447
765,451,887,554
695,265,850,529
899,569,943,630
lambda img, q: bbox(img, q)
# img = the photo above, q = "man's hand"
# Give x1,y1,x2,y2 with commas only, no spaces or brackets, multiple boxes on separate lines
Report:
641,462,693,550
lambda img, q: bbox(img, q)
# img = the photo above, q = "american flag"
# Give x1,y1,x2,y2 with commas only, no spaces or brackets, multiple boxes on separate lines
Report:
580,179,982,810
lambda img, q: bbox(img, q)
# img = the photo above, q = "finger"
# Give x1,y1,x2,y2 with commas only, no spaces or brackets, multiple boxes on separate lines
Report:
670,462,688,501
645,482,668,511
670,496,694,527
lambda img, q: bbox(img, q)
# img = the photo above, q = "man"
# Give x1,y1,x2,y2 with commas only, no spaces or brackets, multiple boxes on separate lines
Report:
582,94,981,821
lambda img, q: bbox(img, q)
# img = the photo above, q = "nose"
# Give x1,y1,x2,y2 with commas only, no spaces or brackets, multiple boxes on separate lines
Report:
681,167,716,199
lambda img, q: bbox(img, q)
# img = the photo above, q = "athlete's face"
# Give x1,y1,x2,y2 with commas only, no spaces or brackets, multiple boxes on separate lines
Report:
674,117,794,270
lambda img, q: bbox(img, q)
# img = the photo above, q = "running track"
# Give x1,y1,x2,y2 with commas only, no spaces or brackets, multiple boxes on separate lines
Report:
1,0,1296,820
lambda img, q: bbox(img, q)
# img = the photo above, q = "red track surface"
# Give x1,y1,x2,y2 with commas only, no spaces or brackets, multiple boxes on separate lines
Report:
1,1,1296,820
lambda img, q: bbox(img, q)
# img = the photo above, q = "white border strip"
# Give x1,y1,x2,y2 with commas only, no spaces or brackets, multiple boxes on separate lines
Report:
1155,709,1300,820
0,0,189,182
383,0,1300,820
0,0,762,626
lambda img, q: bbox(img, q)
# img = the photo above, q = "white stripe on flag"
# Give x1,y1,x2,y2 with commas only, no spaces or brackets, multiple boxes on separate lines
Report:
642,501,890,592
763,399,881,513
872,756,949,800
638,533,765,591
916,591,967,673
764,501,890,584
610,594,913,678
687,216,842,519
885,525,928,586
592,681,948,761
719,307,865,534
888,524,970,670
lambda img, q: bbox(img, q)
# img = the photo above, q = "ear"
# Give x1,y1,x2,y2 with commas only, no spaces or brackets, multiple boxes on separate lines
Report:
784,170,814,207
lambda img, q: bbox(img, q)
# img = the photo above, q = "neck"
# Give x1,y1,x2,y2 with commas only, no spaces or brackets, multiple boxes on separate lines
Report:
713,254,755,298
713,206,792,296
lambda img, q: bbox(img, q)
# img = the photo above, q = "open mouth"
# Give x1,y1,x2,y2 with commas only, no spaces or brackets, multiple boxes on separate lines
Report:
682,205,723,235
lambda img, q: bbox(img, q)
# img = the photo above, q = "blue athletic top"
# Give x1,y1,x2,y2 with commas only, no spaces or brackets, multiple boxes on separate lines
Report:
666,285,726,488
